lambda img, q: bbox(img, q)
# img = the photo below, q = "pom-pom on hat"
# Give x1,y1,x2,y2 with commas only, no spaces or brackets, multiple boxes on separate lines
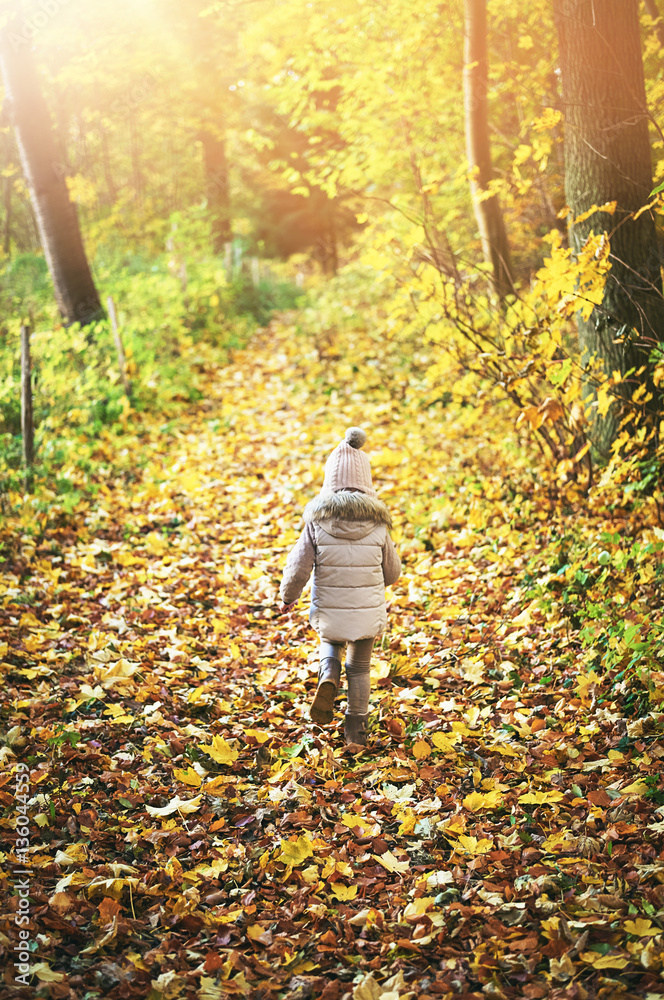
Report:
321,427,376,496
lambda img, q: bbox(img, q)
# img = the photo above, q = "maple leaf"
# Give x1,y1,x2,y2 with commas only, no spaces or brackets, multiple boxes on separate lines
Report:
173,766,202,787
197,735,239,765
277,834,314,866
463,789,501,812
372,850,410,874
331,883,358,900
454,834,494,856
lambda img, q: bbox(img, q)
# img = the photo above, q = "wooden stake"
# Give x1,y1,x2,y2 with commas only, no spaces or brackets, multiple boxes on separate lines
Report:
107,295,132,397
20,324,34,488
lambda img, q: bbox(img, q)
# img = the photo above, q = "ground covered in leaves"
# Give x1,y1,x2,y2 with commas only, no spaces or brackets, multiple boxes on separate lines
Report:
2,317,664,1000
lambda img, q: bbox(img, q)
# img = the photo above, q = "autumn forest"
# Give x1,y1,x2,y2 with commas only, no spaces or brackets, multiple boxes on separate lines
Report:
3,0,664,998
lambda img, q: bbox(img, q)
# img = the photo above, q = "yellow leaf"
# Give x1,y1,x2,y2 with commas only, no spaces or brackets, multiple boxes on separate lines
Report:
621,779,651,796
33,963,66,983
243,728,271,744
519,789,564,805
532,107,562,132
397,809,417,836
352,975,382,1000
625,918,659,936
573,201,617,225
596,383,614,417
404,897,434,919
54,843,88,866
277,834,314,867
580,952,630,969
197,735,239,765
246,923,271,942
455,834,493,856
538,396,564,424
373,850,410,874
431,732,461,753
331,883,358,901
412,740,431,759
463,789,501,812
94,657,139,690
173,767,202,787
192,858,229,878
144,531,168,556
341,813,379,837
511,609,532,627
516,405,542,430
543,831,579,853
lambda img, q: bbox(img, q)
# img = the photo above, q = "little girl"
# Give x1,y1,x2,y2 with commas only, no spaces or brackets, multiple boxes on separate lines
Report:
279,428,401,746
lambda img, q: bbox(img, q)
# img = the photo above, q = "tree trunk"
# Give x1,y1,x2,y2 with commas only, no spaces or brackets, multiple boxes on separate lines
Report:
3,171,11,255
129,109,143,208
0,23,102,326
2,131,13,255
463,0,514,300
644,0,664,49
554,0,664,458
199,126,231,252
100,125,116,206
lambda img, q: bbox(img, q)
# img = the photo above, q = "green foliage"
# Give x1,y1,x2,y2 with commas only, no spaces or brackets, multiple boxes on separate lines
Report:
524,524,664,713
0,219,302,493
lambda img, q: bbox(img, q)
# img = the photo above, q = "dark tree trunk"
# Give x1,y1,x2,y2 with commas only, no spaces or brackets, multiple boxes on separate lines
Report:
554,0,664,458
199,126,231,252
0,24,102,326
463,0,514,300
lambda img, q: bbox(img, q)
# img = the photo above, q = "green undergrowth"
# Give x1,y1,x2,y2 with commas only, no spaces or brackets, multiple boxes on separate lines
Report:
0,237,303,499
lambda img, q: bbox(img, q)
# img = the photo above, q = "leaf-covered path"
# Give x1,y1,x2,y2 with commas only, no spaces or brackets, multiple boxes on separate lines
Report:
3,318,664,1000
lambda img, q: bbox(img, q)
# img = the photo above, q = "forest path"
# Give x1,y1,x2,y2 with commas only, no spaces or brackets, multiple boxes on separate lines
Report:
2,316,663,1000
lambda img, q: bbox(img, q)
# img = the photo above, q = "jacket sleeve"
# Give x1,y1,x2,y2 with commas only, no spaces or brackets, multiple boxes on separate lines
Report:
280,523,316,604
382,532,401,586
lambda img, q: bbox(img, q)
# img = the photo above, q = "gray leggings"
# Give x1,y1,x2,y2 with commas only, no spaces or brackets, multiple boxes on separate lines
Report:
320,638,374,715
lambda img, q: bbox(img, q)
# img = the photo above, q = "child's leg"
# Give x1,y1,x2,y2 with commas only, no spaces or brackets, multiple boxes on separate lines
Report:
310,641,344,724
320,640,345,664
345,637,374,727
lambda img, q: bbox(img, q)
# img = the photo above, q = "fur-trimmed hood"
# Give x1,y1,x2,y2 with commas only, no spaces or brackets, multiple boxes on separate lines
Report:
303,490,393,529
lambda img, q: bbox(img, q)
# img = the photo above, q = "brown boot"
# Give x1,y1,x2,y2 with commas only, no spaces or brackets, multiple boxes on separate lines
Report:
310,657,341,724
344,713,369,746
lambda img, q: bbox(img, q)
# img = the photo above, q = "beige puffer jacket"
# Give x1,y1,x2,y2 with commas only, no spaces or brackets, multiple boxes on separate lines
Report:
280,491,401,643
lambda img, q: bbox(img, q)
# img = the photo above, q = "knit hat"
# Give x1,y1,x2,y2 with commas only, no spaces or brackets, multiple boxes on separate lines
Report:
321,427,376,496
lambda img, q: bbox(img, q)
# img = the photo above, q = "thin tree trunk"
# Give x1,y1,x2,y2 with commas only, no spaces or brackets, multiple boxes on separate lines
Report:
100,126,116,205
130,109,143,208
199,126,231,252
21,324,34,473
0,22,102,326
2,132,12,255
463,0,514,300
644,0,664,48
4,173,11,255
554,0,664,458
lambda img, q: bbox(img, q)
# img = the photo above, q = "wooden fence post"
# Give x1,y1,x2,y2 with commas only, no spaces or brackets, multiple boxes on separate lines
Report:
107,295,132,398
20,324,34,488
